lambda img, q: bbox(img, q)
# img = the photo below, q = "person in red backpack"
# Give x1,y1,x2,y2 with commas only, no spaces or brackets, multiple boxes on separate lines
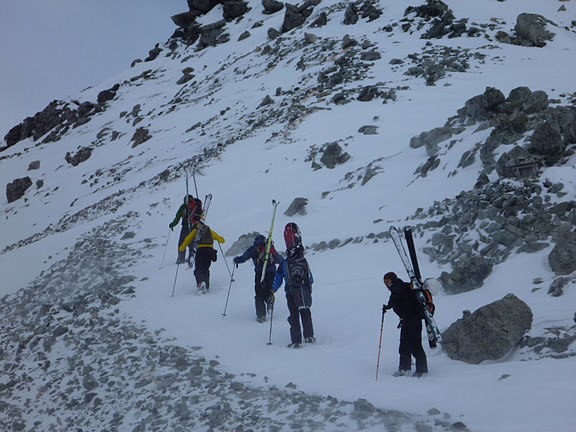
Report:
169,195,202,264
234,234,283,323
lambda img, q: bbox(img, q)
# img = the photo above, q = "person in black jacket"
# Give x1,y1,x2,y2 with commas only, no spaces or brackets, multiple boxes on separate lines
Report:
234,235,283,323
383,271,428,377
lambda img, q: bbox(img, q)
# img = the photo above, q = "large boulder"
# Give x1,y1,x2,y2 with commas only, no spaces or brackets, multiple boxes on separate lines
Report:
225,231,261,256
171,11,199,29
6,176,33,203
65,147,93,167
409,126,455,156
503,87,548,114
442,294,533,364
548,231,576,275
529,122,565,165
187,0,220,14
262,0,284,15
281,4,306,32
284,197,308,216
515,13,555,47
223,1,248,20
457,87,506,122
319,142,350,168
439,255,493,294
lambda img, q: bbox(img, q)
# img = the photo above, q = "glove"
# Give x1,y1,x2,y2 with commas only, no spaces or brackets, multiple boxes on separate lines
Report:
233,257,241,264
169,222,175,231
382,304,391,313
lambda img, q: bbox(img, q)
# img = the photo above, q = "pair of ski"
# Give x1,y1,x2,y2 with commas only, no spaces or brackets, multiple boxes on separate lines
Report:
389,226,441,348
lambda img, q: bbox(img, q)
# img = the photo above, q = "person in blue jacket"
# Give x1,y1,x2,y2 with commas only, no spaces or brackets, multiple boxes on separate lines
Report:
234,235,283,323
273,242,315,348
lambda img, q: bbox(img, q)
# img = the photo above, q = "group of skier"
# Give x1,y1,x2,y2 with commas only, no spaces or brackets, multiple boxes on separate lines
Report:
168,193,435,376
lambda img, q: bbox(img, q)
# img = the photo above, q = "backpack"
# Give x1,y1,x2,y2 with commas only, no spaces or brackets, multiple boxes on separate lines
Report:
187,197,203,224
257,243,277,265
198,224,213,244
287,256,312,309
287,256,310,288
414,288,435,316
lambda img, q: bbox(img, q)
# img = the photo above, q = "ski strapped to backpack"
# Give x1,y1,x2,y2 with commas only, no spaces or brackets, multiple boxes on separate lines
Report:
403,227,436,316
389,226,441,348
187,193,213,267
260,199,279,282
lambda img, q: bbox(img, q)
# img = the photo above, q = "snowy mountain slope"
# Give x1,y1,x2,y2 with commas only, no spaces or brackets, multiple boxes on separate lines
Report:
1,1,576,431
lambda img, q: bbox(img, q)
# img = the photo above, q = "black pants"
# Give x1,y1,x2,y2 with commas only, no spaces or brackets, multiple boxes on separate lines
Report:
194,247,213,289
254,270,275,319
286,291,314,344
399,316,428,373
177,224,192,262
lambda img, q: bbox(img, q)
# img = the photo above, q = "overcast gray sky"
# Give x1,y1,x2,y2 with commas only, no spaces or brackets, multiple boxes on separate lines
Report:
0,0,183,141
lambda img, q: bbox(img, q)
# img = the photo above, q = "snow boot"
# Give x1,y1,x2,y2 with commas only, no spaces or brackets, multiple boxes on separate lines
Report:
287,343,302,349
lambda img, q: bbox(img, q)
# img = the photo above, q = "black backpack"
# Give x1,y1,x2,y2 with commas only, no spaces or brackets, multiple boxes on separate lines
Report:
287,256,312,309
287,257,310,288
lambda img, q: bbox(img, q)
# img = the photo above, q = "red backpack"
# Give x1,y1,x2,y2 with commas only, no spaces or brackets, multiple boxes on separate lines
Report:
258,243,277,264
186,196,203,224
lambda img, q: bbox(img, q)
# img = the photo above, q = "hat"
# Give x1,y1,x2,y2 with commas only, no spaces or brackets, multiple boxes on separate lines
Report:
383,272,398,282
254,234,266,246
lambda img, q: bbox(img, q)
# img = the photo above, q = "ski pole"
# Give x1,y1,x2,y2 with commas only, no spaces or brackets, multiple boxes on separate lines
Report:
267,302,275,345
222,265,236,317
171,263,180,297
376,306,386,381
218,242,233,278
159,228,171,269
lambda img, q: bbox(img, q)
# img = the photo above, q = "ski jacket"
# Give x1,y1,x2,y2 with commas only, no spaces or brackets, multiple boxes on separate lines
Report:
235,244,283,273
273,257,314,293
387,278,422,320
170,203,191,227
179,223,225,251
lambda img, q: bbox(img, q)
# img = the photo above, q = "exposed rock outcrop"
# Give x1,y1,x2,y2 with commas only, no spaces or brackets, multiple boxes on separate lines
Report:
442,294,533,363
6,177,33,203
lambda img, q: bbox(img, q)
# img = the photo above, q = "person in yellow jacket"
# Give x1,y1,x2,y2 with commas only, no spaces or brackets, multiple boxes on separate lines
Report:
179,222,225,293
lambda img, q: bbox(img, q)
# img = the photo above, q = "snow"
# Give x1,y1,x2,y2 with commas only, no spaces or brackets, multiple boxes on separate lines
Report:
1,0,576,431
